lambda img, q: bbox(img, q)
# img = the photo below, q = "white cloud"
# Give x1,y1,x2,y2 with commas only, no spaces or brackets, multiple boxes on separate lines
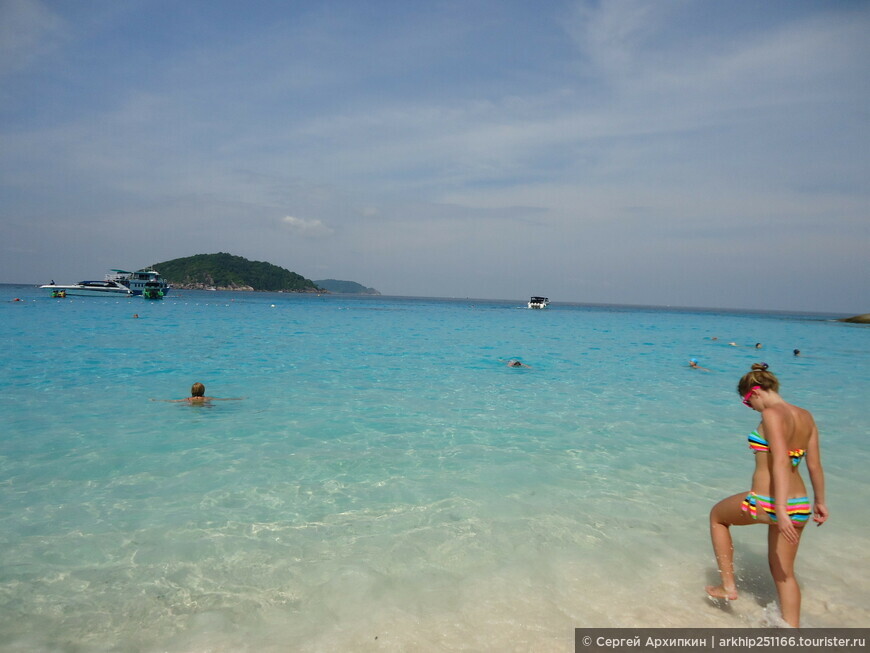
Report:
281,215,335,238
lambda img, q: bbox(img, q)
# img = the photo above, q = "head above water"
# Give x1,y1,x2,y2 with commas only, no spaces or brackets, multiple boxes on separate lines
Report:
191,382,206,397
737,362,779,397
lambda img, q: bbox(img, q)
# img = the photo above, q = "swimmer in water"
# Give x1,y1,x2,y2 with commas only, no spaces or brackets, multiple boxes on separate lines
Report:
689,358,710,371
153,382,243,404
506,359,530,368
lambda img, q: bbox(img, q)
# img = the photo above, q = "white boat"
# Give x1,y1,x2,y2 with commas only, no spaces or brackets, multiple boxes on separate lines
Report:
528,296,550,309
40,279,133,297
107,269,171,297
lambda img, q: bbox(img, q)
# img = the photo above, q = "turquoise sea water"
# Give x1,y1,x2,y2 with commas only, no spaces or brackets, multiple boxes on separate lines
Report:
1,285,868,651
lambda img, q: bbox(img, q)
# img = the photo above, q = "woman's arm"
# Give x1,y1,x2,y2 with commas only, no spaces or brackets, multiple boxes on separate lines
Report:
805,416,828,525
763,408,800,544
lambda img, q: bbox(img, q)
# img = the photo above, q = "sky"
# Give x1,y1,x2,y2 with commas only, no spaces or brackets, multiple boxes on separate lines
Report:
1,0,867,313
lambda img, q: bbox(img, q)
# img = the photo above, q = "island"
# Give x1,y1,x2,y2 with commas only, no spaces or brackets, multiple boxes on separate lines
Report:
314,279,380,295
151,253,321,292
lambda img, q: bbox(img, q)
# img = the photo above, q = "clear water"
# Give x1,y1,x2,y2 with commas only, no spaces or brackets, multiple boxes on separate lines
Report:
1,285,867,651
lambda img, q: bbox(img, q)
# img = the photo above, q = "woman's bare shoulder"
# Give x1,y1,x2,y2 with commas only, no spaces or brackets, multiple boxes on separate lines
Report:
790,403,815,423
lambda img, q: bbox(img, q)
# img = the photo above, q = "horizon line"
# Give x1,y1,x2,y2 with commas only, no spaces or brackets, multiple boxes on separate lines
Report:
2,282,860,318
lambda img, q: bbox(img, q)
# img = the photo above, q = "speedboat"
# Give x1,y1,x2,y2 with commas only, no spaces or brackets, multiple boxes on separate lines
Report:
40,279,133,297
107,269,170,296
528,296,550,309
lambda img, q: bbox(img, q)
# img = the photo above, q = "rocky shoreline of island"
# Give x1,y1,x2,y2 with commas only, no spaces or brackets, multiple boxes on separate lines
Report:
170,282,323,293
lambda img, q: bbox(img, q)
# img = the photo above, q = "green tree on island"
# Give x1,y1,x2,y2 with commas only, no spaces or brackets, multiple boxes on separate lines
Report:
151,253,321,292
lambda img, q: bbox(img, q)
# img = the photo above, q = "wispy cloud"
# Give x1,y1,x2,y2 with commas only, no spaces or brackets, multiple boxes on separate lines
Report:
281,216,335,238
0,0,65,76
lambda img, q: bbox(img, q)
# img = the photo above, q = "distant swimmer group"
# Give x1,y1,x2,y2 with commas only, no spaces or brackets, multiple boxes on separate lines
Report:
694,338,806,371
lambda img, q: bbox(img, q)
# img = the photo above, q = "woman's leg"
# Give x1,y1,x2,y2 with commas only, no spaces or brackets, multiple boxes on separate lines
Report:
768,524,805,627
707,491,762,600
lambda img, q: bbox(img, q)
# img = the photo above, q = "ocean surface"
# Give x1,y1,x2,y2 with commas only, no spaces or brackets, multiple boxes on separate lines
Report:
1,284,868,651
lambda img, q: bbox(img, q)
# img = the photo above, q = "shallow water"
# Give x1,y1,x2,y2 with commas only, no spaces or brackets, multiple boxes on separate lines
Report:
1,286,868,651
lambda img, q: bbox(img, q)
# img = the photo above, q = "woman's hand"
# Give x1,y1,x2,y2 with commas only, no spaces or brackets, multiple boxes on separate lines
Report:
776,513,800,545
813,502,829,526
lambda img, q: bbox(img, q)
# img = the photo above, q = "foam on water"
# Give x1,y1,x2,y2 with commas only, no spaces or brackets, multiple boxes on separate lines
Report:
0,286,868,651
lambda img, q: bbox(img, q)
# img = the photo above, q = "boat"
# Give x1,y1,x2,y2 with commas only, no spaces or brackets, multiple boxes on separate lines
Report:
40,268,170,298
528,296,550,309
40,279,133,297
107,269,171,297
142,282,165,299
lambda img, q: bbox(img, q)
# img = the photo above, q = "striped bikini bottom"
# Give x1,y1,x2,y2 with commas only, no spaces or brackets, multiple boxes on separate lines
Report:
741,492,811,525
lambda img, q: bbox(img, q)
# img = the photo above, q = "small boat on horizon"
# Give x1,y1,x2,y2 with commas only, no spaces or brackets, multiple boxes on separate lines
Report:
528,296,550,309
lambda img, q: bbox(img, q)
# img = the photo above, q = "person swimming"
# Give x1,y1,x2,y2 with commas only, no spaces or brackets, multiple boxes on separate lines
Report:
689,358,710,371
706,363,827,627
184,382,211,404
153,382,243,404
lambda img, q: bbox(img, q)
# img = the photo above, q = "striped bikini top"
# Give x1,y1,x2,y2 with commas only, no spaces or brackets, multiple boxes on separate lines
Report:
748,430,806,467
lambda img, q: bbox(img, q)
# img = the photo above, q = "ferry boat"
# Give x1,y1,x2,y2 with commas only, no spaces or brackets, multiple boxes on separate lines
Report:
107,269,170,296
40,269,170,298
40,279,133,297
528,296,550,309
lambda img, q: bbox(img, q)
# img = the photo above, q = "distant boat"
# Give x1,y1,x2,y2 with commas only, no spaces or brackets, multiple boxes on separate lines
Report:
107,269,170,297
40,268,170,298
40,279,133,297
142,281,165,299
528,296,550,309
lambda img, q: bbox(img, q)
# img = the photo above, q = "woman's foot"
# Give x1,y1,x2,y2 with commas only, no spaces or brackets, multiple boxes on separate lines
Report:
705,585,738,601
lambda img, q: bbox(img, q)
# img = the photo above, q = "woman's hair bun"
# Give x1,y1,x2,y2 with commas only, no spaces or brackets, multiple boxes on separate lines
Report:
751,362,769,372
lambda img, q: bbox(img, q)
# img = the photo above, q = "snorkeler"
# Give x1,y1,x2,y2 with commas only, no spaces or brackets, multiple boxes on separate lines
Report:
706,363,827,627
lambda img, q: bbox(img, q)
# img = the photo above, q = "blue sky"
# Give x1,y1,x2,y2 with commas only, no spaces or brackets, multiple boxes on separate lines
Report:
1,0,867,312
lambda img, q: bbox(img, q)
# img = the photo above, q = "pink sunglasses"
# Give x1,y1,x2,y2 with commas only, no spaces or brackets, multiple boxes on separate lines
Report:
742,385,761,407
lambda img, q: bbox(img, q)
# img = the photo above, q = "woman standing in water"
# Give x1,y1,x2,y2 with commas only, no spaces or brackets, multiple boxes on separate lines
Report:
706,363,828,627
